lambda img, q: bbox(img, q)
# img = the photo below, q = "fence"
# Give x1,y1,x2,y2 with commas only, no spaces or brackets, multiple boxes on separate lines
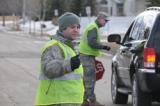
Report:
0,16,21,21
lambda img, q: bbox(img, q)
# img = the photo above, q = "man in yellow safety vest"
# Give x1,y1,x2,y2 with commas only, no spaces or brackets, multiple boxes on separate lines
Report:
35,12,84,106
79,12,110,106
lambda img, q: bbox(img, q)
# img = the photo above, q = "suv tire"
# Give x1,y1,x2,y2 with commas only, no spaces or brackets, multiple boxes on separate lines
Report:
132,73,151,106
111,67,128,104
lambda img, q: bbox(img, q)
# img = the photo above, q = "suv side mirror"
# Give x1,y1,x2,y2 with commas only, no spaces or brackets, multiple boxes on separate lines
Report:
108,34,121,44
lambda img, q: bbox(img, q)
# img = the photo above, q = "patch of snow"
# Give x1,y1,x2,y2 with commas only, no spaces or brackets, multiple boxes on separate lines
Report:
0,16,135,37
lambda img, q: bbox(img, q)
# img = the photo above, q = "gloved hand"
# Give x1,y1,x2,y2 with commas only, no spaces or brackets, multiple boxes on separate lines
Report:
70,55,80,71
103,46,111,51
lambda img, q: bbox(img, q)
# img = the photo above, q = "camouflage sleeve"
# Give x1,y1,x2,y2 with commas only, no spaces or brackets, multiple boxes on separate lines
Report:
41,45,72,79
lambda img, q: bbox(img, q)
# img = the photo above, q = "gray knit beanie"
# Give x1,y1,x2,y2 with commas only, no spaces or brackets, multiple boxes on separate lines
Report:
58,12,80,31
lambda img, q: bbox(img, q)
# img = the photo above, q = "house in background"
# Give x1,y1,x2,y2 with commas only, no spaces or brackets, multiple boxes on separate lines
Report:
124,0,147,16
0,0,147,19
95,0,147,16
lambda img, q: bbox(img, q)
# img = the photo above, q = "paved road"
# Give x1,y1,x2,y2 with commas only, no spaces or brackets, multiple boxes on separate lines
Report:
0,32,159,106
96,55,133,106
0,32,45,106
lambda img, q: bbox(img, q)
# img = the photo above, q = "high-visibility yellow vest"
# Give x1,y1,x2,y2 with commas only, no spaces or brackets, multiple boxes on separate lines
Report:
78,22,101,57
35,40,84,106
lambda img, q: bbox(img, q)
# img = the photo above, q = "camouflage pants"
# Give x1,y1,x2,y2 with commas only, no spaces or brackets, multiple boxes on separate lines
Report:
80,54,96,102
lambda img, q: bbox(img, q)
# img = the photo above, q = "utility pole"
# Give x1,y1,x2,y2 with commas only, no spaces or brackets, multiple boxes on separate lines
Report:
22,0,26,24
40,0,47,36
86,6,91,23
2,15,5,26
108,0,113,16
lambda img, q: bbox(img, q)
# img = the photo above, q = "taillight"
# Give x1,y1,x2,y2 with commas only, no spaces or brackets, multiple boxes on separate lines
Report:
144,48,156,68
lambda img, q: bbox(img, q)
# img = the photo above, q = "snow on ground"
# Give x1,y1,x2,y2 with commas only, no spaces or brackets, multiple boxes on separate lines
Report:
0,16,135,37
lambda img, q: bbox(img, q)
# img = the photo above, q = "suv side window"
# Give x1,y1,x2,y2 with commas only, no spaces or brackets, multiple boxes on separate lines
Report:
138,15,154,40
122,22,134,43
129,17,144,41
122,17,144,44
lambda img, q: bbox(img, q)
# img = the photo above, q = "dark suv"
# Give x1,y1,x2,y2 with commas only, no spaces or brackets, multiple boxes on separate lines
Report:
108,7,160,106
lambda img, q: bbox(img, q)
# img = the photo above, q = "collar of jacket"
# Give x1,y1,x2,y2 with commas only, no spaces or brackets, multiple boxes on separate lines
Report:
51,30,73,49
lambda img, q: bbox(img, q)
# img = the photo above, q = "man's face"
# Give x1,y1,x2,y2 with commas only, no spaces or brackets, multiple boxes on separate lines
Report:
63,24,80,40
98,18,108,27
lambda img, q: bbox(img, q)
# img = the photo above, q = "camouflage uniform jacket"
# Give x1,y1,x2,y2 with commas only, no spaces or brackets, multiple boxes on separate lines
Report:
41,31,74,79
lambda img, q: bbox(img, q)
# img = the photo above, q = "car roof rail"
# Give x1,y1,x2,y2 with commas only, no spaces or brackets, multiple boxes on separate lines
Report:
146,7,160,11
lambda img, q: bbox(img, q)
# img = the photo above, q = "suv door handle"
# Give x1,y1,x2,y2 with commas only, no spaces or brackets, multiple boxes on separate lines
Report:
120,50,126,54
120,47,128,54
121,49,126,53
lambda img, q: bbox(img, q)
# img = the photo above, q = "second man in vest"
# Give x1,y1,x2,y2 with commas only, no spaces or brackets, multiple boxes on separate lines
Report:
79,12,110,106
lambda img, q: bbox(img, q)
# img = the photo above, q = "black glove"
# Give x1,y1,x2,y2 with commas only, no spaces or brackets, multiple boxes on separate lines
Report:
70,55,80,71
103,46,111,51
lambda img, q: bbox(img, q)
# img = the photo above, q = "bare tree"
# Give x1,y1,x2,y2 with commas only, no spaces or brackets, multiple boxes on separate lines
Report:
0,0,11,26
25,0,41,20
0,0,22,15
0,0,11,15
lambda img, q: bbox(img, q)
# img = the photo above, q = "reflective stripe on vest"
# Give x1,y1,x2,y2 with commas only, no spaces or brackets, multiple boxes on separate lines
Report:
35,40,84,105
78,22,101,56
39,72,82,80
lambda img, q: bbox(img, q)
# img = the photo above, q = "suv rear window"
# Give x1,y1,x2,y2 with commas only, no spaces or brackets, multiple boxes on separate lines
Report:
150,14,160,53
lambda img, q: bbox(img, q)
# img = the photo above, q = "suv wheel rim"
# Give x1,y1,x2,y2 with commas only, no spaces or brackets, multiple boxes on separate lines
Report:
111,71,117,100
132,76,137,106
